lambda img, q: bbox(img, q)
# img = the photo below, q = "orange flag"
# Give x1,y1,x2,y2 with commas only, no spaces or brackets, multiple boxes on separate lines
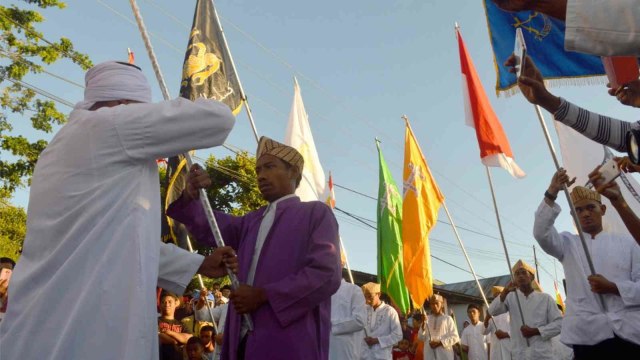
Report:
554,281,565,313
402,120,444,306
457,27,525,178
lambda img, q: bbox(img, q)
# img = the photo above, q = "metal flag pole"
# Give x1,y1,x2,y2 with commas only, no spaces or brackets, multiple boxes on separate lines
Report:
210,0,259,143
339,237,355,284
485,166,530,346
129,0,253,331
185,235,220,335
533,105,606,311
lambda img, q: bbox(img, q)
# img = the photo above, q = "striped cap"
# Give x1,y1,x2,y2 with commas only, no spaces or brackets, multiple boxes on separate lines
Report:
256,136,304,171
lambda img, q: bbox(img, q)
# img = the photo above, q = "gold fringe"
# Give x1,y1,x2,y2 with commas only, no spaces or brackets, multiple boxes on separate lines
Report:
497,75,608,98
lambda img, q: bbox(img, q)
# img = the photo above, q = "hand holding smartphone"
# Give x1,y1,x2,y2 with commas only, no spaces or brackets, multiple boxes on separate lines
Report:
513,28,527,79
586,158,621,189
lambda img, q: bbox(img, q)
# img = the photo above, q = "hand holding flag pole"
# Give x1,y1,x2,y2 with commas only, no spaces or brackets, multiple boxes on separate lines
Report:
129,0,253,331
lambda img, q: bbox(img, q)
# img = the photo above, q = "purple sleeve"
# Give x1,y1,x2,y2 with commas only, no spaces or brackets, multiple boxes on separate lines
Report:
166,194,242,250
262,203,342,327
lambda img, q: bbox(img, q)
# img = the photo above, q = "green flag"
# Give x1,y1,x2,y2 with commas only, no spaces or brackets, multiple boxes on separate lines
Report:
376,142,411,314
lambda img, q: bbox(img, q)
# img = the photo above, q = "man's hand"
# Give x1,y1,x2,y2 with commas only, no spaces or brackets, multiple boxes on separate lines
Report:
197,246,238,278
608,80,640,108
0,279,8,299
492,0,533,12
588,274,620,295
364,337,380,347
548,168,576,198
184,164,212,201
429,340,442,349
484,314,492,328
230,284,267,314
504,55,561,112
214,333,224,346
495,330,510,339
500,281,516,302
520,325,540,338
492,0,567,20
616,157,640,174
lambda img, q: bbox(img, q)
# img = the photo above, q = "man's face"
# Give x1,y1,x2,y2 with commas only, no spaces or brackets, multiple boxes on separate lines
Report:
186,343,204,360
363,290,380,307
573,199,605,234
212,284,220,292
200,330,213,346
221,289,231,298
467,308,480,323
161,296,178,317
429,300,443,315
255,154,297,202
514,268,534,288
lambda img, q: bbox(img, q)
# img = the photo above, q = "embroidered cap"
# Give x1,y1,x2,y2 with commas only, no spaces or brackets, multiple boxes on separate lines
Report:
362,282,381,294
570,186,601,204
491,286,504,297
429,294,444,303
512,259,536,276
256,136,304,171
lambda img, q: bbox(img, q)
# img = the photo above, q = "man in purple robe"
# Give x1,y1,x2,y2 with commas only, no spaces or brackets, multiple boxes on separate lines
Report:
167,136,342,360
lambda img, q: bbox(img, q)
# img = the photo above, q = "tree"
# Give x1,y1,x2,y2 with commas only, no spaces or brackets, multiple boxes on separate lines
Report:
0,1,92,195
0,189,26,261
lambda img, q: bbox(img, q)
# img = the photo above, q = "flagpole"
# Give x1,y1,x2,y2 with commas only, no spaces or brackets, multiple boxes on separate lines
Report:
484,166,530,346
210,0,259,143
339,237,355,284
533,105,606,311
185,235,220,335
129,0,254,331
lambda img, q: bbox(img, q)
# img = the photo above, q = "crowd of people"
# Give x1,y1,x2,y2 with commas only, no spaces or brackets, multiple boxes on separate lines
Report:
1,1,640,359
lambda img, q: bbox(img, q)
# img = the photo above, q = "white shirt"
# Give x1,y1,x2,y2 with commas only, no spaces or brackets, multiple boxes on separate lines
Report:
460,322,487,360
329,279,367,360
489,290,562,360
534,200,640,346
360,302,402,360
212,303,228,360
418,313,460,360
565,0,640,56
0,98,234,360
483,312,511,360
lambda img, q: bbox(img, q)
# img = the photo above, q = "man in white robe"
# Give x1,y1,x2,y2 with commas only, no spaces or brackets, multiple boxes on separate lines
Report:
460,304,487,360
534,170,640,359
0,61,237,360
483,286,511,360
489,260,562,360
360,282,403,360
329,260,366,360
418,294,459,360
492,0,640,56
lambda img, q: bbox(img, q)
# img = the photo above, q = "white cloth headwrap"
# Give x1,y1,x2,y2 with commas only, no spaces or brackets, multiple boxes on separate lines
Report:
74,61,152,110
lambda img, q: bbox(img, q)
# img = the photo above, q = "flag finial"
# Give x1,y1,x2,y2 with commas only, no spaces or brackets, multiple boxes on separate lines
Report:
401,115,409,124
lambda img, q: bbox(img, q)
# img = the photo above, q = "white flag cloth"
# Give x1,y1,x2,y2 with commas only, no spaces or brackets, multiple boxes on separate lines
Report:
554,121,640,234
285,78,326,201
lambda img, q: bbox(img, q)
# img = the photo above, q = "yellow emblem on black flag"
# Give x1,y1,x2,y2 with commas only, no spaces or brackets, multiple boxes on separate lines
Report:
161,0,243,245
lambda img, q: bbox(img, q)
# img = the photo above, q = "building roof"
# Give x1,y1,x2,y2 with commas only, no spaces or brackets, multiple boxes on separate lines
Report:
434,274,512,302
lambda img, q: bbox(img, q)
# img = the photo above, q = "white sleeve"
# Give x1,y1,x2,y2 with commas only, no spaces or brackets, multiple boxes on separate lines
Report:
565,0,640,56
331,286,366,335
533,200,566,261
460,327,469,346
377,307,403,350
114,97,234,161
617,239,640,306
157,242,203,295
488,296,508,317
538,295,563,340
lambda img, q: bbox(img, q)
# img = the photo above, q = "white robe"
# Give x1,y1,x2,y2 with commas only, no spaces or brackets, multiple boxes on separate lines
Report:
360,302,403,360
488,291,562,360
329,279,367,360
0,98,234,359
483,312,511,360
565,0,640,56
417,314,459,360
460,322,487,360
534,200,640,346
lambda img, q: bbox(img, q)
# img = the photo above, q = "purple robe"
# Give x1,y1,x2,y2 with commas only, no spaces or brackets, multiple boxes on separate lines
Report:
167,195,341,360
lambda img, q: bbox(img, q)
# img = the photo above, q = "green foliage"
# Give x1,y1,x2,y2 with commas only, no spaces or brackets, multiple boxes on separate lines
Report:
0,189,26,261
0,1,92,195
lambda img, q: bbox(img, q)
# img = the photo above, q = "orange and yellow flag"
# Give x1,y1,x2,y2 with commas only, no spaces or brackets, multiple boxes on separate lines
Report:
402,121,444,306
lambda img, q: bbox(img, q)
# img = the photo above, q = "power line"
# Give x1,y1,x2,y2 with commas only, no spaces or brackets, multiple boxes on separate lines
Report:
4,77,74,108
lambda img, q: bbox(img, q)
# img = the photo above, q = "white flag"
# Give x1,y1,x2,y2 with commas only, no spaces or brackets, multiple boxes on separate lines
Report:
284,78,326,201
554,122,640,234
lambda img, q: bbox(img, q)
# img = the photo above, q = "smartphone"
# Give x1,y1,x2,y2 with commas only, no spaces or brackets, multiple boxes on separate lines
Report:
586,158,621,189
513,28,527,79
0,268,11,283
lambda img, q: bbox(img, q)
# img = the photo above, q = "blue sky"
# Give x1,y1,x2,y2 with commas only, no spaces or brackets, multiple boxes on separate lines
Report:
5,0,640,299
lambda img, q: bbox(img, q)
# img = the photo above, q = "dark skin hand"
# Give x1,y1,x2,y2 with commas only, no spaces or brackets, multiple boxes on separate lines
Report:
429,340,443,349
608,80,640,108
364,337,380,347
615,157,640,174
587,274,620,295
520,325,540,338
495,330,510,339
230,284,267,314
198,246,238,278
504,54,562,113
492,0,567,20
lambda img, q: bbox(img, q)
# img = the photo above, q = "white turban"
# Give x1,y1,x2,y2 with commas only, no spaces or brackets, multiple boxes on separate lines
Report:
74,61,152,110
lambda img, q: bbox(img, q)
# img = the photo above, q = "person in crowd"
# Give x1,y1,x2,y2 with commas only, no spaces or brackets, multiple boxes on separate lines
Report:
492,0,640,56
392,338,415,360
159,292,194,360
360,282,403,360
329,255,366,360
0,61,238,360
0,257,15,323
407,312,425,360
482,286,511,360
534,168,640,359
220,285,231,301
489,260,562,359
185,336,209,360
460,304,487,360
418,294,459,360
167,136,342,360
199,325,216,360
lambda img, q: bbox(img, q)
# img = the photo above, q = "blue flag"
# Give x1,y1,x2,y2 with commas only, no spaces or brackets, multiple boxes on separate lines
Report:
483,0,604,95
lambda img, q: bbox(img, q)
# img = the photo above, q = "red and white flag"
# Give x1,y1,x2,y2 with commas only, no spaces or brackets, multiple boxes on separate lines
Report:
325,172,336,209
457,27,525,178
